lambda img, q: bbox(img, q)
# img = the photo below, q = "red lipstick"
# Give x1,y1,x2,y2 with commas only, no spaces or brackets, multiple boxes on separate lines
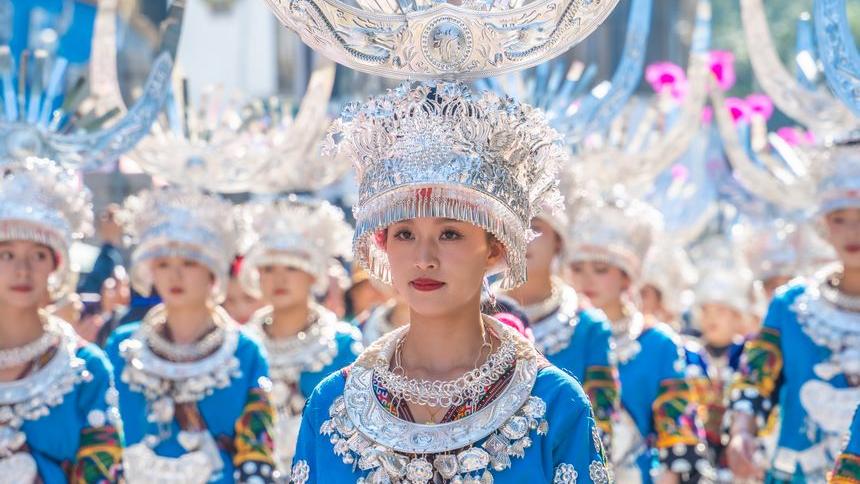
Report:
169,287,185,295
410,278,445,292
10,285,32,293
846,244,860,254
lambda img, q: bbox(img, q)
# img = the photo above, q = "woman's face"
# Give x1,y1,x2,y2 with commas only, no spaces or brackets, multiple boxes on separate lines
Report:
223,278,265,324
567,260,630,311
0,240,55,309
383,217,504,319
526,218,562,277
150,256,215,309
824,208,860,269
258,263,315,311
698,302,740,347
640,284,666,319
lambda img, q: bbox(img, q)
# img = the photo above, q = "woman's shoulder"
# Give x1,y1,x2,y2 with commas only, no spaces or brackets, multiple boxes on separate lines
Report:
533,365,591,413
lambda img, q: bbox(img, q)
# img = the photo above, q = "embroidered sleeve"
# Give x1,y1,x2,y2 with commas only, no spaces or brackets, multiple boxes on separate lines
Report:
831,453,860,483
728,326,783,430
290,395,323,484
830,407,860,483
233,384,278,483
653,344,711,481
583,365,618,453
551,388,611,483
71,350,124,484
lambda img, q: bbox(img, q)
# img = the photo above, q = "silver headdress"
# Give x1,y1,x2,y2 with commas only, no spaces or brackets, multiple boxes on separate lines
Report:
564,187,663,281
264,0,620,80
129,59,348,193
119,187,237,302
328,81,565,289
738,220,804,283
689,235,753,314
1,0,184,169
0,158,93,297
238,196,353,297
640,240,697,316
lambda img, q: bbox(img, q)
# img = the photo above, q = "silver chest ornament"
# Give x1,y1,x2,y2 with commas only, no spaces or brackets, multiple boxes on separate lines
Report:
0,319,91,484
320,335,548,483
119,322,243,483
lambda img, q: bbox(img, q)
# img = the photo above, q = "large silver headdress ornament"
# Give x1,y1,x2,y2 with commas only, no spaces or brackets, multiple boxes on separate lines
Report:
119,187,237,302
564,185,663,281
689,234,753,314
0,157,93,297
130,58,348,193
264,0,620,80
0,0,184,170
238,196,353,297
328,81,565,289
640,239,698,317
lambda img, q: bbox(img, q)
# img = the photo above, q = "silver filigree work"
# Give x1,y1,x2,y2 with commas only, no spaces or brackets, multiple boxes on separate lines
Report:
320,321,548,482
530,280,581,356
329,81,565,289
264,0,620,80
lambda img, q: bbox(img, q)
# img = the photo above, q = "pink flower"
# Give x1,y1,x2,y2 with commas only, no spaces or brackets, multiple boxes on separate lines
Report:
709,50,737,91
646,62,688,99
701,106,714,124
745,93,774,121
724,97,750,124
670,164,689,182
776,127,816,146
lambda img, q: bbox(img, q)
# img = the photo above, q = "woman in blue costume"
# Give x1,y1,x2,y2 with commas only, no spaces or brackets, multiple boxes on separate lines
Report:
566,191,711,484
502,197,617,447
0,158,123,483
831,405,860,483
682,241,751,483
105,187,276,483
289,81,610,483
727,148,860,483
238,196,363,473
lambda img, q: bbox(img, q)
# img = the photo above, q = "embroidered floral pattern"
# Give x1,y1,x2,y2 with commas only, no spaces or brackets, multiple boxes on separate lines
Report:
730,327,782,426
583,365,618,443
553,463,578,483
290,460,310,484
233,387,277,469
72,424,124,483
588,460,610,484
831,452,860,483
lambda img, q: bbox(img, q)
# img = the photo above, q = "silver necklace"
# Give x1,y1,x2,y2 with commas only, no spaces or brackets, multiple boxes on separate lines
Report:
519,278,562,323
819,275,860,312
374,321,516,408
141,305,227,362
0,313,60,370
611,311,644,365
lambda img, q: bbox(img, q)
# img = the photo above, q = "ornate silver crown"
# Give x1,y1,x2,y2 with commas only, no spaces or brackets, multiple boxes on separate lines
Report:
130,60,347,193
0,157,93,297
689,235,753,314
237,196,353,296
0,0,183,170
119,187,237,302
564,186,662,280
640,240,697,316
328,80,564,289
263,0,620,80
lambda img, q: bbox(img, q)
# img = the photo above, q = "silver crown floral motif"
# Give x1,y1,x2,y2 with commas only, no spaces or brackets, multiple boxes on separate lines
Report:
327,80,565,289
238,196,353,297
130,60,347,193
564,187,662,280
119,187,237,302
263,0,620,80
0,157,93,297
